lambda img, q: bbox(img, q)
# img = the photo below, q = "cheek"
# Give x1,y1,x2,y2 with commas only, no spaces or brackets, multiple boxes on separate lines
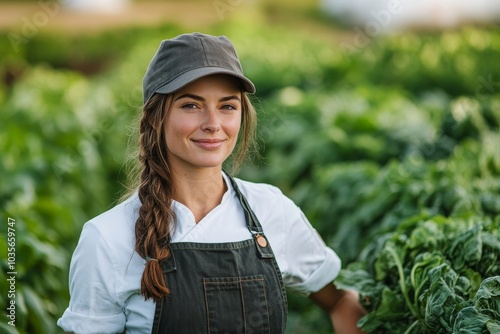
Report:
227,115,243,138
165,115,196,141
229,121,242,138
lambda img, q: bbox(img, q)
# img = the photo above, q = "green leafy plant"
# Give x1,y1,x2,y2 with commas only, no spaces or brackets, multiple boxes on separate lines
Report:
336,215,500,333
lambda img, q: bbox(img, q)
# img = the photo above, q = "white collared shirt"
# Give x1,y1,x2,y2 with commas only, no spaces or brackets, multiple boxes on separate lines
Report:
57,174,341,334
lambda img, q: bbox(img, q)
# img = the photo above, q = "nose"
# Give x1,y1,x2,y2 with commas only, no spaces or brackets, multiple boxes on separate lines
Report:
201,108,220,132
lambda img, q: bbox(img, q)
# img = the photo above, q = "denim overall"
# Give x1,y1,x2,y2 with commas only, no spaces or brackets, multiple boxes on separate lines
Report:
151,175,288,333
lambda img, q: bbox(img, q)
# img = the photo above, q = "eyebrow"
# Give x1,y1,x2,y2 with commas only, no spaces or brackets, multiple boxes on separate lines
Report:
174,93,241,102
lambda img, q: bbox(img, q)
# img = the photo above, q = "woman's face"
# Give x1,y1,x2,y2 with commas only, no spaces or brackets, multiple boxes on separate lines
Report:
164,74,242,171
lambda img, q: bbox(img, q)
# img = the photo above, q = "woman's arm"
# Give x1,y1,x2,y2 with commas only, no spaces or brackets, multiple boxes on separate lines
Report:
309,283,367,334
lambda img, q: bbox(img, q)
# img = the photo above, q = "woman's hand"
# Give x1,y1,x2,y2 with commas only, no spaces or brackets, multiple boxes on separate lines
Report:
309,283,367,334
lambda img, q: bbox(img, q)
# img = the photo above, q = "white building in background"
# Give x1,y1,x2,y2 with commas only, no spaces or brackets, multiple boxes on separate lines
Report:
63,0,130,13
321,0,500,31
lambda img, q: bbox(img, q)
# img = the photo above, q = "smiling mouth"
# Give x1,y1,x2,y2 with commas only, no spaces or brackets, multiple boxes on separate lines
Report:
192,139,226,150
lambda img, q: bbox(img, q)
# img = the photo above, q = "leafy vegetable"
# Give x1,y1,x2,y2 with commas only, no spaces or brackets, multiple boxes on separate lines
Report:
336,216,500,333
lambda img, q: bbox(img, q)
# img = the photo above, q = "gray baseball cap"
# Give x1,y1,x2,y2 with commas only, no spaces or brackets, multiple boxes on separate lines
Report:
142,32,255,104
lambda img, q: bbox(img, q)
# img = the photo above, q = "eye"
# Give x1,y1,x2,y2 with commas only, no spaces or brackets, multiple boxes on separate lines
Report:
181,103,199,110
220,104,238,110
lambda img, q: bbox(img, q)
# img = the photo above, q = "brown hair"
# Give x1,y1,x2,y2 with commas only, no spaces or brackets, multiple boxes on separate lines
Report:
132,90,258,301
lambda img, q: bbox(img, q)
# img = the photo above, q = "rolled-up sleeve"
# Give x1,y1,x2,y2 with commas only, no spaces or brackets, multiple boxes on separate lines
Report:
282,200,342,295
57,221,126,333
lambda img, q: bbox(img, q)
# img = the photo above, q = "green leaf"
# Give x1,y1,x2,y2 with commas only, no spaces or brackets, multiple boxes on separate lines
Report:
486,320,500,333
474,276,500,318
408,220,442,250
410,252,445,315
446,224,482,271
23,286,57,333
335,267,377,295
453,306,491,333
358,287,410,333
335,266,383,310
479,233,500,277
424,264,460,331
0,322,19,334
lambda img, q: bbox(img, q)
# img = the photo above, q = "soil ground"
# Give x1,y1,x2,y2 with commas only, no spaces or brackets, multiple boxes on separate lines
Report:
0,1,223,34
0,0,353,44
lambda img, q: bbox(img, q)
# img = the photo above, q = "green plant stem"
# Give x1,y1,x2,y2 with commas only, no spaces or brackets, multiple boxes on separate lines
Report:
410,261,427,317
387,245,419,316
403,319,420,334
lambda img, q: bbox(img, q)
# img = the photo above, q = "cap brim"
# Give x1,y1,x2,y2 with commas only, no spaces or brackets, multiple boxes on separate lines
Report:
154,67,256,96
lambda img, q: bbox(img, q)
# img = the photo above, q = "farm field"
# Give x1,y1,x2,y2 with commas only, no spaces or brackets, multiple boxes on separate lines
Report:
1,1,499,333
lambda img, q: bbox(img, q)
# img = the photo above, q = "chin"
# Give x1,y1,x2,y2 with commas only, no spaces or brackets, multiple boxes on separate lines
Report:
190,160,225,169
193,154,229,168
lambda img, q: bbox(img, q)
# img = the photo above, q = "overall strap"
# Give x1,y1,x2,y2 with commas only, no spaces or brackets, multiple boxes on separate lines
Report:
225,172,274,259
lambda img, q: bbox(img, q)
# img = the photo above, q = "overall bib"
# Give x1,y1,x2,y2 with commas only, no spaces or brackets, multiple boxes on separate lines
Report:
151,175,288,334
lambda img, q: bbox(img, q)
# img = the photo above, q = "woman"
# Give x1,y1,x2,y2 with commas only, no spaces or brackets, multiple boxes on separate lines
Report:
58,32,366,333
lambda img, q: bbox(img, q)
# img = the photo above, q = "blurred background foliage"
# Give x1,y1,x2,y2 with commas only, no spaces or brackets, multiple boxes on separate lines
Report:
1,0,500,333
